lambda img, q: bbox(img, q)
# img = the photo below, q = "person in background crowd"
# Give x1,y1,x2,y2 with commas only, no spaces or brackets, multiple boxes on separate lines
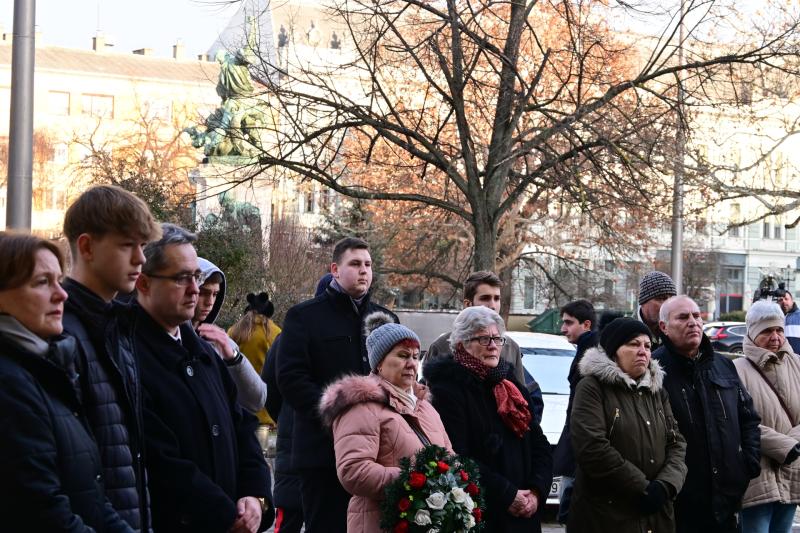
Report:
425,270,544,424
598,310,625,333
277,237,396,533
229,291,281,423
193,258,266,414
553,299,598,524
320,313,452,533
0,231,133,532
779,290,800,353
61,184,160,532
425,306,552,533
654,295,761,533
637,271,677,349
134,224,271,533
569,317,687,533
733,300,800,533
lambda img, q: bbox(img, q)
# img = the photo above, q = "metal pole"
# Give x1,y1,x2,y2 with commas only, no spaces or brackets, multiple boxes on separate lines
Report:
6,0,36,230
670,0,685,293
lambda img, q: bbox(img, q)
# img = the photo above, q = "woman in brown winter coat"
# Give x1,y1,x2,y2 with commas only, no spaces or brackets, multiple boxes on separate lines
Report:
319,313,452,533
569,318,687,533
733,300,800,533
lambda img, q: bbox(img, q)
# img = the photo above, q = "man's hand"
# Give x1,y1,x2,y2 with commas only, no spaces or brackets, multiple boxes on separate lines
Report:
196,323,235,360
508,489,535,517
228,496,262,533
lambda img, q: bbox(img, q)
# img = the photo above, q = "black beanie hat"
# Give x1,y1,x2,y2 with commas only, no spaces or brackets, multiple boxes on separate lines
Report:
600,318,652,358
245,292,274,318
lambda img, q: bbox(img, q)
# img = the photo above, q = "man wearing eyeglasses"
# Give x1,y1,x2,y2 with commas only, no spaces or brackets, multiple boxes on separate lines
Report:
133,223,270,533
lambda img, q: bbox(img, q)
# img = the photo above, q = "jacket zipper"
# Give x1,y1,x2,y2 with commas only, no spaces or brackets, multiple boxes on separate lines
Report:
609,407,620,438
716,389,728,420
682,388,694,424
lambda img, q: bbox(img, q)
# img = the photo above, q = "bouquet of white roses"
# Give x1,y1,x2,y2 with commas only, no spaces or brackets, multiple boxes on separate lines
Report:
380,445,485,532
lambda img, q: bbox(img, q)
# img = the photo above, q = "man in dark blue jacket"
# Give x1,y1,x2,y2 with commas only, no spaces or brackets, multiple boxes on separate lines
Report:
276,237,396,533
654,295,761,533
134,224,270,533
553,298,598,524
62,185,161,532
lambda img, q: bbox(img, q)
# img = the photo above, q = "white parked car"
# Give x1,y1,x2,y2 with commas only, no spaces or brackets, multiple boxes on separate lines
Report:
505,331,576,506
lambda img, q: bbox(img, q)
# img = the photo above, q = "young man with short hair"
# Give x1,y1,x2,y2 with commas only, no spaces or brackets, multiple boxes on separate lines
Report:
779,290,800,353
62,184,161,532
554,299,598,524
276,237,397,533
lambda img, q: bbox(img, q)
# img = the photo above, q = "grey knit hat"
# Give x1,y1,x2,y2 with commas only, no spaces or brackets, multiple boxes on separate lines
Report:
638,271,677,305
364,312,420,371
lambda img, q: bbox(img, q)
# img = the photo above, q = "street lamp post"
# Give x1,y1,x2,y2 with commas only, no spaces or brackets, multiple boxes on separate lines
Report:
671,0,685,293
6,0,36,230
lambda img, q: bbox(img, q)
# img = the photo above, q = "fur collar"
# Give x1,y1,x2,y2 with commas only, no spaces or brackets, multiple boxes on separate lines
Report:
579,346,664,392
319,374,429,428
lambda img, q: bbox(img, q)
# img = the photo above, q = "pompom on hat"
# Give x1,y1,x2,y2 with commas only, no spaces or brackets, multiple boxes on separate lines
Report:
638,271,677,305
245,292,274,318
364,312,420,371
600,317,652,358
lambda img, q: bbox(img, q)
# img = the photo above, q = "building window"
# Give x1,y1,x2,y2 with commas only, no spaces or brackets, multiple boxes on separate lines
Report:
143,100,172,121
729,225,741,238
524,276,536,309
81,94,114,118
48,91,70,116
763,220,771,239
53,143,69,164
304,190,314,213
604,260,615,272
604,279,614,296
774,221,783,239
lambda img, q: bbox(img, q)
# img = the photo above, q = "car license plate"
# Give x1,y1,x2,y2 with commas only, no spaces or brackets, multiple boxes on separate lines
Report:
547,476,561,505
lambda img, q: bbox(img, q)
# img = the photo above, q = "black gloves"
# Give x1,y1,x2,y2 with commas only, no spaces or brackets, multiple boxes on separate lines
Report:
785,444,800,465
638,480,668,515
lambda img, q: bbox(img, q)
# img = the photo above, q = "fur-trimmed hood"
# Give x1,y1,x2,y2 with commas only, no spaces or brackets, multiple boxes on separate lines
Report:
579,346,664,392
319,374,429,428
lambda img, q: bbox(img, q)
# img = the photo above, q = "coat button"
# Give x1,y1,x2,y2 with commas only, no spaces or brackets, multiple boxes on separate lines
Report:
646,420,650,425
72,412,79,417
212,424,220,437
186,365,194,377
650,459,655,464
712,467,718,474
96,474,102,482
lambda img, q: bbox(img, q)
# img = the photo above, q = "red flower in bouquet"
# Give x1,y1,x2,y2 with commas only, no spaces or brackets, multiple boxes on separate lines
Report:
397,497,411,512
466,482,479,496
409,471,427,489
394,519,409,533
473,508,482,523
436,461,450,473
460,470,469,482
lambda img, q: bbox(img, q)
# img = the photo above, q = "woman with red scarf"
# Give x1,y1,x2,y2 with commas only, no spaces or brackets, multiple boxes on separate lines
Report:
424,306,553,532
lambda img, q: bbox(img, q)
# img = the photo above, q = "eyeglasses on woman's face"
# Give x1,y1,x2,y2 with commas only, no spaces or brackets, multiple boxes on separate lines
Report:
468,335,506,347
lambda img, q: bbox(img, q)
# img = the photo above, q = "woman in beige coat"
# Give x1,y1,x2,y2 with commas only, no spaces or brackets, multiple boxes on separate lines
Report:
733,300,800,533
319,313,452,533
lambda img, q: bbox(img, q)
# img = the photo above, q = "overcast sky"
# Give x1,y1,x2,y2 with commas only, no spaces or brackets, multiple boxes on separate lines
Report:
1,0,242,58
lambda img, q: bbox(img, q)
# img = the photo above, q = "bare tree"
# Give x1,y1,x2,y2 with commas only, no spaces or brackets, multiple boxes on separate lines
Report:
231,0,800,278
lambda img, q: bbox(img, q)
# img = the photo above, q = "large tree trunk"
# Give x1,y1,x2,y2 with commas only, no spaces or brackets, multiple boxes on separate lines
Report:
471,214,497,272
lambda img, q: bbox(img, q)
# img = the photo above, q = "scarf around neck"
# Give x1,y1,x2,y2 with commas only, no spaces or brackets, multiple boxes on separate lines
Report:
454,345,531,439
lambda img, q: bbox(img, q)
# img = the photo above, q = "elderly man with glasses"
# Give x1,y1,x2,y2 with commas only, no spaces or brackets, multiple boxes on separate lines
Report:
132,223,271,533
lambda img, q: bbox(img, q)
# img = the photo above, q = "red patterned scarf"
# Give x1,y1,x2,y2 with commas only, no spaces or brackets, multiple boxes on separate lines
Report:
453,346,531,439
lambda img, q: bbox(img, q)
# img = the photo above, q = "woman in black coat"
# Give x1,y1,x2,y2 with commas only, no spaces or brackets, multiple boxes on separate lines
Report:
0,231,132,533
424,306,553,533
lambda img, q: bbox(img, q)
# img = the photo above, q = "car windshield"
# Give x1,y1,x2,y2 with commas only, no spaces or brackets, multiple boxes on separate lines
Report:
521,346,575,395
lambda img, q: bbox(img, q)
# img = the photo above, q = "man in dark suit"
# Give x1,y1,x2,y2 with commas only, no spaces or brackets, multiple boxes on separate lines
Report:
133,223,270,533
276,237,396,533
